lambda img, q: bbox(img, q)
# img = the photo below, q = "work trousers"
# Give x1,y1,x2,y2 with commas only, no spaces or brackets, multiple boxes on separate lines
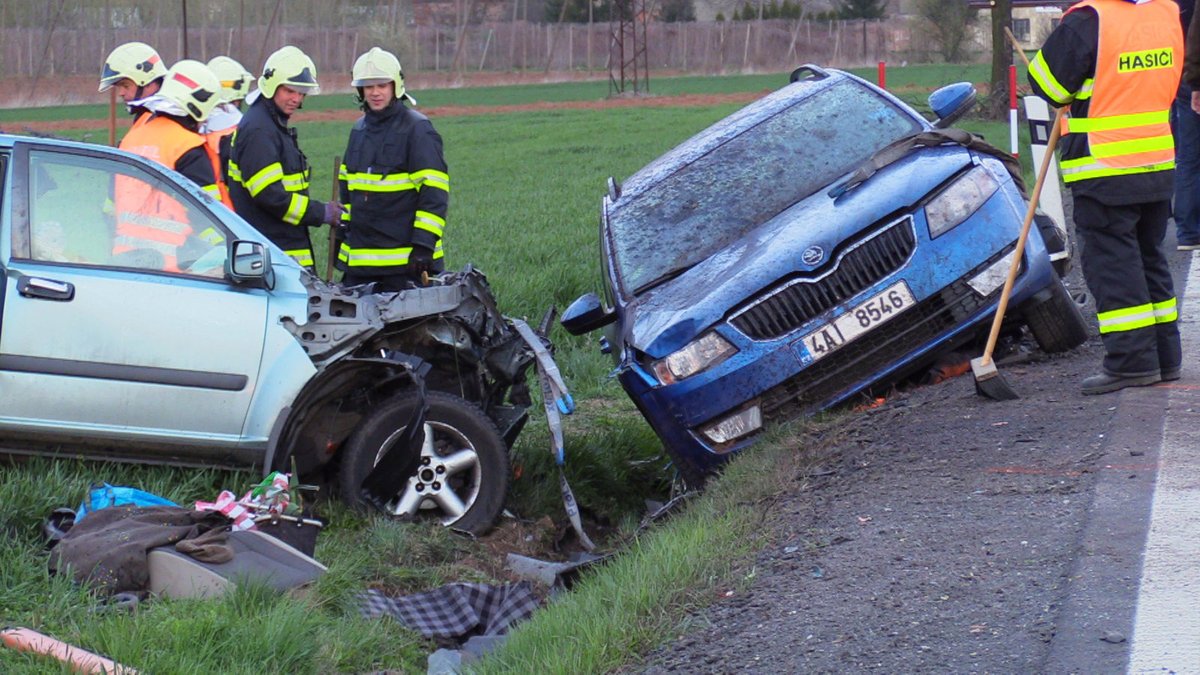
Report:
1074,196,1181,376
1172,84,1200,244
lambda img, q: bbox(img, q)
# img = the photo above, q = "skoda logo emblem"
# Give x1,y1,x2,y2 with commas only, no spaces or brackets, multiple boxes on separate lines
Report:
801,245,824,266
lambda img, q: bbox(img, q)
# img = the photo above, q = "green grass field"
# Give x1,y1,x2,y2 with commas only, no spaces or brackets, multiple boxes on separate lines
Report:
0,64,1033,673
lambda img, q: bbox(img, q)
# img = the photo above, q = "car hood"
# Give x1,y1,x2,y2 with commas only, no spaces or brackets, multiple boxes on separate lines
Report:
624,146,974,358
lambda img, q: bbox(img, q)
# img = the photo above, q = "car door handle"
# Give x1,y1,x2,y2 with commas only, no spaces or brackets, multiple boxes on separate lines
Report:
17,275,75,301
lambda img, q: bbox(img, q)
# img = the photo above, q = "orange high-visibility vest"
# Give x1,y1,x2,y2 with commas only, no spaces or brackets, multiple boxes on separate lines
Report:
1058,0,1182,182
204,126,236,210
114,115,207,271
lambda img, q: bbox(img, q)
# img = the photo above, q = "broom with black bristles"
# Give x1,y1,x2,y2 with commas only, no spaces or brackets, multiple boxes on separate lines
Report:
971,104,1066,400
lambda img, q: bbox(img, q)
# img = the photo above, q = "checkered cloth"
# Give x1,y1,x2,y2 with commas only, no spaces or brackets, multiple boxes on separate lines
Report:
357,582,540,640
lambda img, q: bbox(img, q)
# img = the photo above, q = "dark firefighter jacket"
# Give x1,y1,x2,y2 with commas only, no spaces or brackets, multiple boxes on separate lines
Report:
1028,1,1179,206
227,96,325,268
336,99,449,276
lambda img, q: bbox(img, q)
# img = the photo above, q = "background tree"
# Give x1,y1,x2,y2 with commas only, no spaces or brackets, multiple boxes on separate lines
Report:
660,0,696,21
915,0,976,63
836,0,886,19
988,0,1013,120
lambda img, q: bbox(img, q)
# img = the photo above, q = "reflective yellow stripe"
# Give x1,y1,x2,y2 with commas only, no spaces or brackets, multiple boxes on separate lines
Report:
344,171,416,192
283,193,309,225
1077,78,1094,101
1154,298,1178,323
1030,52,1074,105
337,243,413,267
338,164,349,181
245,162,284,197
1066,110,1170,133
198,227,225,245
1097,303,1156,334
414,210,445,237
412,169,449,192
280,171,309,191
284,248,314,267
1090,133,1175,159
227,162,242,182
433,240,444,259
201,184,221,198
113,236,177,257
118,211,191,234
1060,157,1175,182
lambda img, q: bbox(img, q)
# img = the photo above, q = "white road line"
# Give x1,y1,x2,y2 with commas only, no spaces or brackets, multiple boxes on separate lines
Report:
1128,252,1200,674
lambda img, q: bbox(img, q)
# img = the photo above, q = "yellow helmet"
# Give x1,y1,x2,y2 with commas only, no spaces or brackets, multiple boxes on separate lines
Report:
158,60,222,122
258,46,320,98
99,42,166,92
207,56,253,103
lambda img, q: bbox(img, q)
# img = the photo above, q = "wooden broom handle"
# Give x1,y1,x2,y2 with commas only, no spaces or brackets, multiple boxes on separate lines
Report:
980,104,1067,367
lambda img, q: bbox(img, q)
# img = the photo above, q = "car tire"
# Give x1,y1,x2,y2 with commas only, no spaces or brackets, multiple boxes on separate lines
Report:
338,391,510,535
1023,279,1089,354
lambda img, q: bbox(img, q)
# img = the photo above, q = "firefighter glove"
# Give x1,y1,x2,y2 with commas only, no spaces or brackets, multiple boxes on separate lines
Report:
410,245,435,275
321,201,346,226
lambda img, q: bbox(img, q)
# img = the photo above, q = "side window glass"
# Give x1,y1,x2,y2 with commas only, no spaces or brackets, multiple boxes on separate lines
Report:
26,149,228,278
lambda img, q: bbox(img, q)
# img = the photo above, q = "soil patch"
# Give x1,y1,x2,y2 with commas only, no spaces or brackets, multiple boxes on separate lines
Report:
0,91,764,135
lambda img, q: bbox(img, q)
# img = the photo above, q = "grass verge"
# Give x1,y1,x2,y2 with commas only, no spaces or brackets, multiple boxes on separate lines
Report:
475,420,827,674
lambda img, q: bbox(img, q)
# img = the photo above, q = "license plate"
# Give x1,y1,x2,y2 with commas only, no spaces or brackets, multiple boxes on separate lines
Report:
798,281,915,362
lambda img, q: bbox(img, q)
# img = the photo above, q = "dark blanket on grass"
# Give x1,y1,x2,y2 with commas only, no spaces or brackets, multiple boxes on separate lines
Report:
50,504,232,594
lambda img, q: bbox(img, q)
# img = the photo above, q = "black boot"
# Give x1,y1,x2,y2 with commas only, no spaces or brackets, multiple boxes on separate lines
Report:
1081,371,1161,395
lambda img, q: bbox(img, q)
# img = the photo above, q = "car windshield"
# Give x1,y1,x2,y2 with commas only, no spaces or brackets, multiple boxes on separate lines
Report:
608,79,924,294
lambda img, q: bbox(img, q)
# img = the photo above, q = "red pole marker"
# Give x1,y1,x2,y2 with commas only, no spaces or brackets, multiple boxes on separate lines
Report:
1009,65,1019,157
878,61,886,89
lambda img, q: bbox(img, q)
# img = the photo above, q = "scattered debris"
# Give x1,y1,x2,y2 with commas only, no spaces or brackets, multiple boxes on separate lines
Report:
358,582,540,642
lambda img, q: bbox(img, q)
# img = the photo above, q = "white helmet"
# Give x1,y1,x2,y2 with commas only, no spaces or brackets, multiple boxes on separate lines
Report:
207,56,253,103
158,60,222,122
352,47,415,104
99,42,167,92
259,46,320,98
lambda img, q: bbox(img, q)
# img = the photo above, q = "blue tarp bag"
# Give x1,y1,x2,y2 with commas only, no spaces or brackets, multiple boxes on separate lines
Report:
75,482,177,521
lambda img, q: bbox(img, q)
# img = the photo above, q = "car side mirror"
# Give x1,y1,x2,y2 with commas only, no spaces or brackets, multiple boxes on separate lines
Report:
929,82,977,129
228,240,275,290
561,292,616,335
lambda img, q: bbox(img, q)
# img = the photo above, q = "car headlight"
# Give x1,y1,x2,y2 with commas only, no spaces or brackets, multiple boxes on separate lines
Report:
924,165,999,238
651,331,737,384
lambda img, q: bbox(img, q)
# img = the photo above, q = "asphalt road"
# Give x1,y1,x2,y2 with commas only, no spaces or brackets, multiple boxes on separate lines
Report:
638,240,1197,673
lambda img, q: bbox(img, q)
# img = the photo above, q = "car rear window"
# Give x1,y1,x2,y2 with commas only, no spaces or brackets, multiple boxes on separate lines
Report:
608,79,923,294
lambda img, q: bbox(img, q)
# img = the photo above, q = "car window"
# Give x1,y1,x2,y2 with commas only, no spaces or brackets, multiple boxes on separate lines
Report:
24,149,228,278
608,79,923,294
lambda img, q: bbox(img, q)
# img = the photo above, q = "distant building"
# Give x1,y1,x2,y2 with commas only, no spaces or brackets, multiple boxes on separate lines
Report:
968,0,1074,50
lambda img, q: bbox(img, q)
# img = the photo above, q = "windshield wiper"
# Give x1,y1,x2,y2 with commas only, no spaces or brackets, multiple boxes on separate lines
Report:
829,128,996,200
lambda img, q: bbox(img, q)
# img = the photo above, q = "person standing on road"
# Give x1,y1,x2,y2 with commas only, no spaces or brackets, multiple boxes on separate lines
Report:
1174,0,1200,250
227,46,342,270
202,55,253,210
98,41,167,147
336,47,449,291
113,59,223,271
1029,0,1184,395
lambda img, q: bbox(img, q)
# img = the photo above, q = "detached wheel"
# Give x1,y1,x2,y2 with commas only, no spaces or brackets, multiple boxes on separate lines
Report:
1023,279,1089,353
339,391,510,535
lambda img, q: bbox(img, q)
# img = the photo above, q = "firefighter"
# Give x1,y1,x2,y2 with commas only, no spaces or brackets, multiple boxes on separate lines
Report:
1029,0,1184,394
98,41,167,146
113,59,223,272
203,55,254,209
336,47,449,291
227,45,342,270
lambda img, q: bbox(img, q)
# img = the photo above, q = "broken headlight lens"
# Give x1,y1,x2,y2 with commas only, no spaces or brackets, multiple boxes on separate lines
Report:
652,331,737,385
924,165,999,239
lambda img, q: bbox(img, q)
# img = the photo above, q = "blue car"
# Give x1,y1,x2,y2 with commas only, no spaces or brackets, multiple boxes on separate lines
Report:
562,65,1086,484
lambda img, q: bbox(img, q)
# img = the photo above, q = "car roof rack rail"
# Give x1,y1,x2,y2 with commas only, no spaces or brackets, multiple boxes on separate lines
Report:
789,64,830,84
